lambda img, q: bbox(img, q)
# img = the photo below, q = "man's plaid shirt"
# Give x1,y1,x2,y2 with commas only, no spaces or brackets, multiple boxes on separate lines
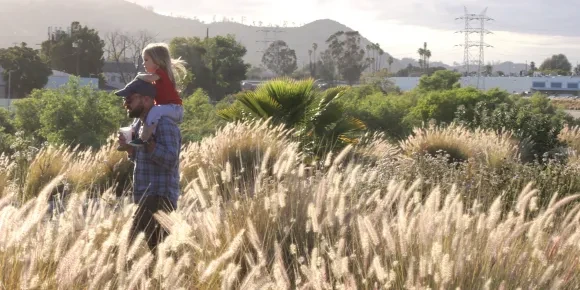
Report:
129,116,181,208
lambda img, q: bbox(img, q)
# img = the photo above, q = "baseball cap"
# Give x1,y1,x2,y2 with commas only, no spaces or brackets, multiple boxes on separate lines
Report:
114,77,157,99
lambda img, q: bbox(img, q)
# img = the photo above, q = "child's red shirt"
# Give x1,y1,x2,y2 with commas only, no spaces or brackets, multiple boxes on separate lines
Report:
154,68,182,105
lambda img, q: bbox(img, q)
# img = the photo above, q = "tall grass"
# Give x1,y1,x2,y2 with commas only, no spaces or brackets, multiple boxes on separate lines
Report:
1,121,580,288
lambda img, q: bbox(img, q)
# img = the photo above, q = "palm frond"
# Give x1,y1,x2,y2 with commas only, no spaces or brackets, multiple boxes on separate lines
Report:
216,106,244,121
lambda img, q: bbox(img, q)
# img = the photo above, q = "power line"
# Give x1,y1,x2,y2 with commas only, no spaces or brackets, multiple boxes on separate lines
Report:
256,25,285,53
455,7,493,89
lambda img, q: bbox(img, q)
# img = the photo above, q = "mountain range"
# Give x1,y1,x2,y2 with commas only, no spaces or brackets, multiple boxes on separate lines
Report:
0,0,527,73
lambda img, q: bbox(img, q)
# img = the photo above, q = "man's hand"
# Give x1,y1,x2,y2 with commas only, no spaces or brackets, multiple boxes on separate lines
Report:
118,132,134,155
145,136,156,153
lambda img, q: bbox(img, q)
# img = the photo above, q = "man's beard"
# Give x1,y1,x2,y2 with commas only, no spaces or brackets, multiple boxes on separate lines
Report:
128,106,143,118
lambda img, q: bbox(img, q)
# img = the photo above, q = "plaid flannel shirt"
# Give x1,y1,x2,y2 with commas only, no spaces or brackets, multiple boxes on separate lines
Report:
129,116,181,208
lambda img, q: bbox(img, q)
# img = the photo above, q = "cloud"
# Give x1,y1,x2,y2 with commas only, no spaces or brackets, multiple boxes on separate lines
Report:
131,0,267,16
352,0,580,37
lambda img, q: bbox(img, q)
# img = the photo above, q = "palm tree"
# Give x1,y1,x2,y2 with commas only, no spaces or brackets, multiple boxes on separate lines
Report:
388,56,394,72
312,43,318,77
366,44,373,72
217,78,367,155
417,42,431,73
378,47,384,71
308,49,313,77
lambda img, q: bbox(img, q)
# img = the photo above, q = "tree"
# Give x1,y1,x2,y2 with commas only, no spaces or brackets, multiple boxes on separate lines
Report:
539,54,572,76
360,69,400,94
484,64,493,76
170,35,249,100
325,31,370,85
317,50,337,83
12,77,127,149
417,70,461,91
104,30,156,84
180,88,226,142
309,43,318,78
217,78,367,155
41,21,105,79
530,61,537,72
417,42,431,73
247,65,265,79
388,56,394,72
261,40,297,76
0,43,52,99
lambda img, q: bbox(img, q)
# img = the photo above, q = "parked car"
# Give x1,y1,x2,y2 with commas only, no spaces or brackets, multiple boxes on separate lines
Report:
240,80,262,91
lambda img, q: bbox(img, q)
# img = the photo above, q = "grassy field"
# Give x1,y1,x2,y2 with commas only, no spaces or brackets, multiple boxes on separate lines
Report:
1,120,580,289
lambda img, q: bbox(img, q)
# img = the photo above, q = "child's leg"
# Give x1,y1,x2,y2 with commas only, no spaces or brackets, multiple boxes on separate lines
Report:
152,104,183,124
129,107,163,146
139,122,157,142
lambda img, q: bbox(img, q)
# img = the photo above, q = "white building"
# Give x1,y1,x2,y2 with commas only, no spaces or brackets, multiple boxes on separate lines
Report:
0,67,98,109
102,61,140,90
391,76,580,95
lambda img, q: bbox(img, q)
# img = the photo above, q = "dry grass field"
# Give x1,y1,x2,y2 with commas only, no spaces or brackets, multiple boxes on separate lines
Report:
1,120,580,289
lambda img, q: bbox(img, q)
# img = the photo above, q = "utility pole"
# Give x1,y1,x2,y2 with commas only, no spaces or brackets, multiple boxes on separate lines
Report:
456,7,493,89
7,70,11,108
256,24,285,73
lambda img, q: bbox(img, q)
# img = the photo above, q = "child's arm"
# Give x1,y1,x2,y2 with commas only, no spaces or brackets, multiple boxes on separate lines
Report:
136,72,160,83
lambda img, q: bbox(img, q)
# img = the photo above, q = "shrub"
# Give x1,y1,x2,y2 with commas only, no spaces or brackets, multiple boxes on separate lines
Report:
65,134,133,197
400,123,520,169
456,94,567,160
180,118,300,199
340,89,416,141
12,77,127,150
180,88,227,143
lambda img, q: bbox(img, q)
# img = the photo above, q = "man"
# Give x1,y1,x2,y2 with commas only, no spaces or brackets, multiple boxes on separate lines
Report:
115,77,181,251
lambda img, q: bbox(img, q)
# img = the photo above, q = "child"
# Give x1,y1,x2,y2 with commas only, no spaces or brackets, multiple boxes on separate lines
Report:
129,42,187,147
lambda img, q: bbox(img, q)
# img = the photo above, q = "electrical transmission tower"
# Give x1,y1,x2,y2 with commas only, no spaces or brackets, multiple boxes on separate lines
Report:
455,7,493,89
256,25,285,54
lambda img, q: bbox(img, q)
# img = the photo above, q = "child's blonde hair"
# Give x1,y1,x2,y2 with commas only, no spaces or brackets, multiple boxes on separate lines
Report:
142,42,187,89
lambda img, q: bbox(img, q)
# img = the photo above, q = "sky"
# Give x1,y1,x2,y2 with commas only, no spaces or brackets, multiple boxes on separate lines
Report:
129,0,580,66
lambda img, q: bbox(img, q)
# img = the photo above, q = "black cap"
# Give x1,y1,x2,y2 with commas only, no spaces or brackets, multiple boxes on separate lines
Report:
114,77,156,98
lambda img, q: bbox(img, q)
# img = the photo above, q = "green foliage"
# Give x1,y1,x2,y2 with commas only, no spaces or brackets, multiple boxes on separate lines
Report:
455,93,568,160
359,69,400,94
41,21,105,78
539,53,572,76
408,87,495,126
316,50,337,82
395,64,446,77
261,40,298,76
325,31,369,84
180,88,227,142
417,70,462,91
169,35,249,100
339,85,415,140
0,43,52,98
217,78,367,156
0,108,16,153
12,77,127,149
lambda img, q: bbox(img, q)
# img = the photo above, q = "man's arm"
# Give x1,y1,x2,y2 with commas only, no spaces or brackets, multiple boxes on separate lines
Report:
136,72,160,83
146,118,180,170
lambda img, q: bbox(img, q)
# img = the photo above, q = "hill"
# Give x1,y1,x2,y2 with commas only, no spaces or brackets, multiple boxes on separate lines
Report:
0,0,416,71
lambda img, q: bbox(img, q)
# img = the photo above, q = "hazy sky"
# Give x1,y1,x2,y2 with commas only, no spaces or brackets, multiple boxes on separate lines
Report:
130,0,580,65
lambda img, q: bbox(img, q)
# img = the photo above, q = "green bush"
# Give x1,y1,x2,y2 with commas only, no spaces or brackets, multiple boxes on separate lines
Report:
0,108,16,154
12,77,127,149
455,93,568,160
340,85,416,141
180,88,227,143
